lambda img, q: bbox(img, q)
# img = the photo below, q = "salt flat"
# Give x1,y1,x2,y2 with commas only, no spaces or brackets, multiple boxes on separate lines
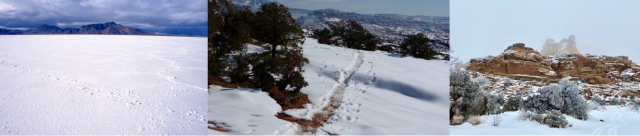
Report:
0,35,207,135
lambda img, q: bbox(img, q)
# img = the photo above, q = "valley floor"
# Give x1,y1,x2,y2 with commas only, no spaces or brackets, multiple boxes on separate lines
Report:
0,35,207,135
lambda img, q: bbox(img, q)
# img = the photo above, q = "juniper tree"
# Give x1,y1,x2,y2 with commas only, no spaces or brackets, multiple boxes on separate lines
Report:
249,2,310,94
400,33,436,60
209,0,253,80
252,2,305,58
329,20,379,51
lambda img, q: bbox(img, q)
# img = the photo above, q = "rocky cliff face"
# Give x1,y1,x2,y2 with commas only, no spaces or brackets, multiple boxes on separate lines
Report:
467,43,639,84
1,22,153,35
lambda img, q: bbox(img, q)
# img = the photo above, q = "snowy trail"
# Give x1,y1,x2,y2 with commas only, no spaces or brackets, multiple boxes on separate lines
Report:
284,51,364,120
592,107,628,136
209,38,450,135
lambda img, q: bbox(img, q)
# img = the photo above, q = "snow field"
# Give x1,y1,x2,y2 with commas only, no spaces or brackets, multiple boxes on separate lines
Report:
450,106,640,135
208,38,449,135
0,35,207,135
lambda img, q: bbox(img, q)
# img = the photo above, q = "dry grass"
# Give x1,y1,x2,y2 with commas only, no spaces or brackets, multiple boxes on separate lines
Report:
267,87,311,111
208,121,231,132
467,115,483,125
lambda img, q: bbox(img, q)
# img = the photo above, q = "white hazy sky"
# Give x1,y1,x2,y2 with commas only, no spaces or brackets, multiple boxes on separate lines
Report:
452,0,640,63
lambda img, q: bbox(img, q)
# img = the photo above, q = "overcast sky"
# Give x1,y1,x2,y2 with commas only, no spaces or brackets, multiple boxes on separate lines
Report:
275,0,449,17
452,0,640,63
0,0,206,36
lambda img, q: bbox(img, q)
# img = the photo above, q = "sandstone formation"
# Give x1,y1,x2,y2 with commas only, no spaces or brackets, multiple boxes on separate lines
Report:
467,43,640,84
540,35,581,56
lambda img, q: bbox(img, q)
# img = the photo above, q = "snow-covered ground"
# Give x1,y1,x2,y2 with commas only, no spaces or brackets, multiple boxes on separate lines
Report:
0,35,207,135
208,38,449,135
450,106,640,135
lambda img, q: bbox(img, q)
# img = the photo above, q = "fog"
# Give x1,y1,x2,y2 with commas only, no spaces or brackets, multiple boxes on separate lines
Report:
540,35,581,56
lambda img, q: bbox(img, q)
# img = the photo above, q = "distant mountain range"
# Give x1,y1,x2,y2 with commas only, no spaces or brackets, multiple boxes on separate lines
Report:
0,22,159,35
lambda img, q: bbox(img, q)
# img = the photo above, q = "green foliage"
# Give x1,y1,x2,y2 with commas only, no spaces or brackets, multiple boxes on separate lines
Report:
545,110,568,128
252,2,305,58
313,28,332,45
400,33,436,60
329,20,379,51
503,96,521,112
209,0,254,78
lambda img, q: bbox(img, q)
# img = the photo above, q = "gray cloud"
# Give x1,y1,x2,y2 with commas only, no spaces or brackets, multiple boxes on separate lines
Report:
0,0,206,35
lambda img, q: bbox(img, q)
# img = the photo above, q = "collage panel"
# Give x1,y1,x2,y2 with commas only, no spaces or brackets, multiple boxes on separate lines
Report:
0,0,207,135
450,0,640,135
208,0,450,135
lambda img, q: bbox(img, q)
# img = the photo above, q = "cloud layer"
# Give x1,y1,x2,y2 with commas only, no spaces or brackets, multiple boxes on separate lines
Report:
0,0,206,36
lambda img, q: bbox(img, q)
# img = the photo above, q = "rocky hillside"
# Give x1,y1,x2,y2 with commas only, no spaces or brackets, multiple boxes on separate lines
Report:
467,43,639,84
0,22,154,35
462,43,640,103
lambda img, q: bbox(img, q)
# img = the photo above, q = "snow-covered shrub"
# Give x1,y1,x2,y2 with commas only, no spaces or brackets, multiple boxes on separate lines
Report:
560,79,589,120
467,115,483,125
491,114,503,126
521,85,565,114
450,71,485,120
610,99,621,105
545,110,568,128
503,78,512,89
485,94,505,114
473,75,490,87
591,94,604,106
523,78,588,120
503,96,521,112
518,111,533,121
518,111,546,123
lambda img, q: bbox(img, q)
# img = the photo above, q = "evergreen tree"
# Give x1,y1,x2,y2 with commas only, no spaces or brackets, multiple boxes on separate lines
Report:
329,20,379,50
400,33,436,59
209,0,254,80
250,2,309,93
252,2,305,58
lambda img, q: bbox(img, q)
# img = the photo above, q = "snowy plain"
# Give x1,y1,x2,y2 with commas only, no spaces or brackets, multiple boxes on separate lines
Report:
450,106,640,135
0,35,207,135
208,38,449,135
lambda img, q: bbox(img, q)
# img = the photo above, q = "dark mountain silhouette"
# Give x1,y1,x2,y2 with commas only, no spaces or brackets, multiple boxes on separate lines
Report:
0,22,157,35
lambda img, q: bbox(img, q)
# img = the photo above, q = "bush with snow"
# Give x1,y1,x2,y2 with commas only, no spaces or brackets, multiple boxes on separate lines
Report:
450,71,485,120
503,96,521,112
545,110,568,128
518,110,546,123
521,78,588,120
521,84,564,113
591,94,604,106
560,78,589,120
485,93,505,114
473,75,490,87
503,78,512,89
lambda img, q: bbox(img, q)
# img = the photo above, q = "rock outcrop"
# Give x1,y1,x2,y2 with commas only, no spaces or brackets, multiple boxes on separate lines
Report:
467,43,639,84
540,35,581,56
